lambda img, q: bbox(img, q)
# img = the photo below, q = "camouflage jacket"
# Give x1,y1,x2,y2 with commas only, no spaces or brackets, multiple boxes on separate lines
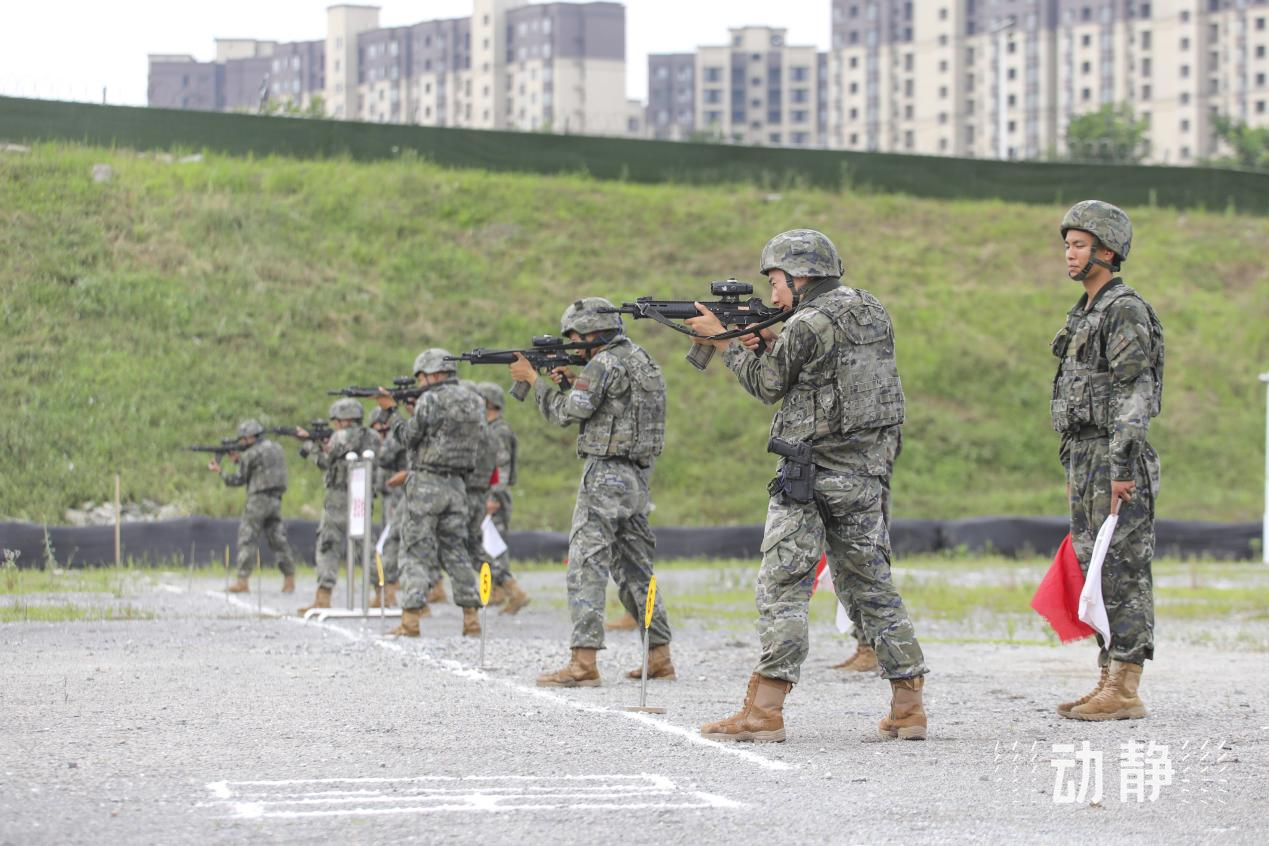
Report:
1051,278,1164,479
220,439,287,495
388,379,486,474
375,430,409,503
488,415,518,492
301,425,381,492
723,279,903,476
534,336,666,464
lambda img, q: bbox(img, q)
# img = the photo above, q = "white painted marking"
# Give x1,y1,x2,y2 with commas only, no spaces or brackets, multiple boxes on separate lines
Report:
205,774,743,819
157,584,185,594
201,590,792,772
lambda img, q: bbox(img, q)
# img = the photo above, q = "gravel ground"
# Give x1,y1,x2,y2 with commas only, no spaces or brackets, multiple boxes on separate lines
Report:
1,566,1266,845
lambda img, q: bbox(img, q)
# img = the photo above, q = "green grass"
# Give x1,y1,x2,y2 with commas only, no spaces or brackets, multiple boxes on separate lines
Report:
0,602,155,623
1,142,1267,528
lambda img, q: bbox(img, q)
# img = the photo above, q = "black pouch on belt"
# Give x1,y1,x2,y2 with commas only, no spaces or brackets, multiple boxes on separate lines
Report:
767,436,816,504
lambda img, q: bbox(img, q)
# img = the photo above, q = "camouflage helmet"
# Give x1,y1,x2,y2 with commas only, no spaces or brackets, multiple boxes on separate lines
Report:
236,419,264,439
459,378,478,392
413,348,456,376
1060,200,1132,263
759,229,844,279
328,398,364,421
369,407,393,427
561,297,622,336
476,381,505,410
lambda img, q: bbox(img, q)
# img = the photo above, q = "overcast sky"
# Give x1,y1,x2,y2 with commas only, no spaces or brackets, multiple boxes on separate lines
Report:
0,1,830,106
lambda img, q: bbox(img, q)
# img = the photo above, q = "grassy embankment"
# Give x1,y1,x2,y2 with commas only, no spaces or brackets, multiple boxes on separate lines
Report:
1,142,1267,529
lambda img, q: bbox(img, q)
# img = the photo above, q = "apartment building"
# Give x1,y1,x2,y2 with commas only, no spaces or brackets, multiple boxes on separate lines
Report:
647,53,696,140
647,26,825,148
148,2,632,137
828,0,1269,164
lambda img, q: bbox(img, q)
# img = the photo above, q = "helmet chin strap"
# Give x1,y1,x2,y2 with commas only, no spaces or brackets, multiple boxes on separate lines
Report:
1071,242,1117,282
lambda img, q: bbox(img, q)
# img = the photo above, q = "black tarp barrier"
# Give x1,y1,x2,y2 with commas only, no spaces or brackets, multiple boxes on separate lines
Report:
0,516,1259,568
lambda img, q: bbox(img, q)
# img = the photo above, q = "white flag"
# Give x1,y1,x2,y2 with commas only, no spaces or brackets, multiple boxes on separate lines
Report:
376,522,391,556
481,515,508,559
1078,513,1116,643
815,559,853,634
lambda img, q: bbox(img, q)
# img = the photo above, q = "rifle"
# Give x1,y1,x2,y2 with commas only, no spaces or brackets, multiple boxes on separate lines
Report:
328,377,426,403
188,438,243,458
448,336,592,402
268,420,335,442
600,279,788,371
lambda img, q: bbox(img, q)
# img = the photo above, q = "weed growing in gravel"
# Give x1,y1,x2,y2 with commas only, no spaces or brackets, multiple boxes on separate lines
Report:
0,602,156,623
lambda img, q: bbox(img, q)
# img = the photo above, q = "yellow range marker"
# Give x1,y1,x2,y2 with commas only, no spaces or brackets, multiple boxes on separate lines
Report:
644,576,657,629
374,552,385,590
479,562,492,607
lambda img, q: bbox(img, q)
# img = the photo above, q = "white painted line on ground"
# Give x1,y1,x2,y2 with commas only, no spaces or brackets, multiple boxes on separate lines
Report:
205,773,744,819
157,584,185,594
206,591,792,772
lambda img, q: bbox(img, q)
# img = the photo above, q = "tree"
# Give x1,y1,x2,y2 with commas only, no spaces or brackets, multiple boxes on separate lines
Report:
1065,103,1149,164
1210,115,1269,170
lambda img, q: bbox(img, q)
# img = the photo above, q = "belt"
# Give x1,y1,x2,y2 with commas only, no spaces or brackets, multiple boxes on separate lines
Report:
1073,425,1108,441
414,465,466,477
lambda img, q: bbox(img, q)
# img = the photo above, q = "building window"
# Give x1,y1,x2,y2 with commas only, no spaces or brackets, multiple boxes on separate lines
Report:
1181,65,1190,78
904,130,914,149
1181,119,1190,132
792,110,808,123
1142,84,1151,99
939,86,948,99
769,132,782,143
791,66,809,82
704,67,723,83
1082,34,1091,47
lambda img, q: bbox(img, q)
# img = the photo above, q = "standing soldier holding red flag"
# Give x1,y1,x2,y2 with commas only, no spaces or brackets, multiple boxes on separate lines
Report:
1050,201,1164,721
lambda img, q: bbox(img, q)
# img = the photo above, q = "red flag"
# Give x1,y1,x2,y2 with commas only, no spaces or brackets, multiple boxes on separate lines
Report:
812,554,828,593
489,467,499,487
1030,533,1095,643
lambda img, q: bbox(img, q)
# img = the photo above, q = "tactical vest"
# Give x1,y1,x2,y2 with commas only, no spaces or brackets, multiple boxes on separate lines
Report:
576,341,666,462
1050,282,1165,434
770,287,906,443
413,381,484,473
247,439,287,494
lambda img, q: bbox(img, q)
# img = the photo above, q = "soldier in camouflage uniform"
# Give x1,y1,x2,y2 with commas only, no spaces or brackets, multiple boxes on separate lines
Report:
371,407,407,608
296,399,382,614
688,229,928,743
478,381,531,614
376,349,486,639
509,298,675,688
459,379,499,586
208,419,299,594
1051,201,1164,722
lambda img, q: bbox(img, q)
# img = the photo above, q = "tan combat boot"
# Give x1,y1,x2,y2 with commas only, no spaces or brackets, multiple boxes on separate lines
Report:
626,644,677,680
281,575,296,594
878,676,927,740
500,578,531,615
227,576,250,594
388,608,421,637
700,674,791,743
462,607,482,637
427,581,448,605
536,648,601,688
605,612,637,631
1069,660,1147,721
1057,664,1110,718
488,584,507,607
384,582,399,608
831,643,878,673
297,586,332,615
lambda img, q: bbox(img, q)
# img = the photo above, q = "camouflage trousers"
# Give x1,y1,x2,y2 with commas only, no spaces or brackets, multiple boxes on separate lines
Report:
756,470,926,684
1068,436,1160,666
314,491,349,590
463,486,497,581
399,470,479,610
377,491,403,586
842,472,893,645
567,457,671,650
489,489,513,586
235,491,297,578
